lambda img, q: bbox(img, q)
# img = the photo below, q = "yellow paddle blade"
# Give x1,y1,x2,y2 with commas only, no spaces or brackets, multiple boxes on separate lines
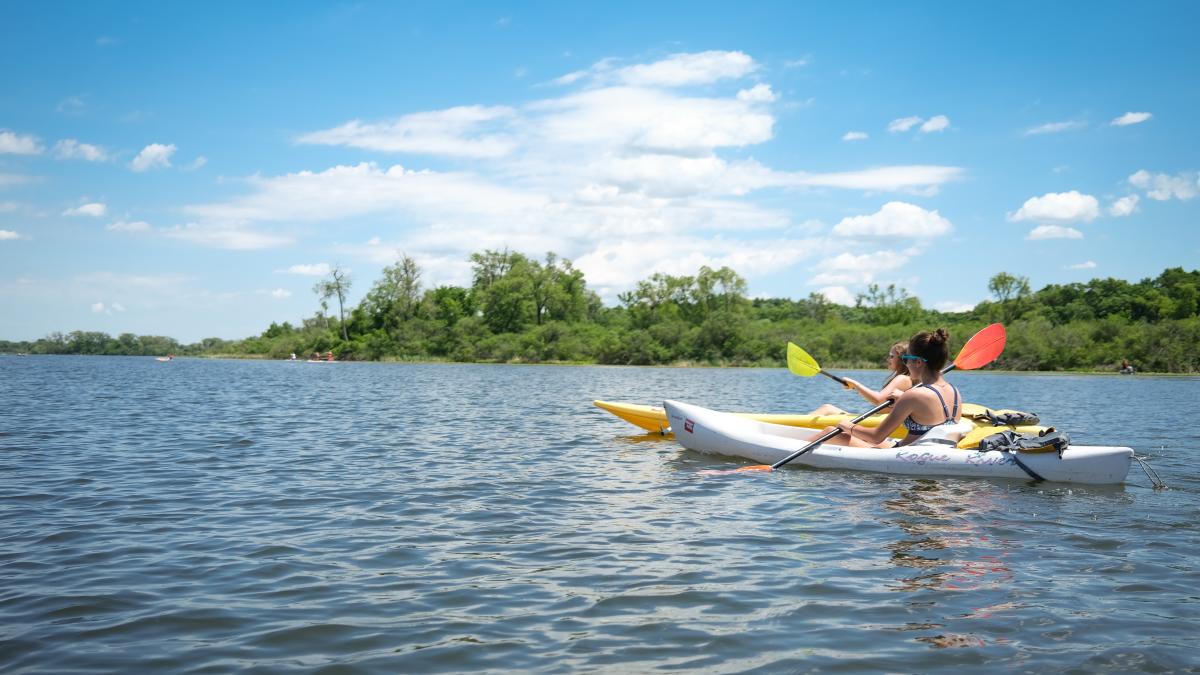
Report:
786,342,821,377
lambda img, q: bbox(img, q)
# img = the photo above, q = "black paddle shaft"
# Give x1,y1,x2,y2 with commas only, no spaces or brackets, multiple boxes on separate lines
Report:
819,370,849,386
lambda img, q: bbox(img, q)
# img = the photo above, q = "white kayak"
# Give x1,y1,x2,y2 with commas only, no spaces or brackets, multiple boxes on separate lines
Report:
664,400,1132,485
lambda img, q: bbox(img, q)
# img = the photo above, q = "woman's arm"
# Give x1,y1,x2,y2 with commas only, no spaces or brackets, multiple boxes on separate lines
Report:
836,392,919,445
844,374,911,405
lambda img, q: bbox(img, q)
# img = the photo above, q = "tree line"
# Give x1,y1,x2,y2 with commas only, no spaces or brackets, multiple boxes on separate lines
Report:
4,251,1199,373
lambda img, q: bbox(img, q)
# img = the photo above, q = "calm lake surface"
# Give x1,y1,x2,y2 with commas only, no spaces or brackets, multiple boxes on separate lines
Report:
2,356,1198,672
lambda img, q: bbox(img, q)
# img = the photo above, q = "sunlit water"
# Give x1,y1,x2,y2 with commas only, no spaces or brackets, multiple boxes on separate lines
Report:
2,356,1198,672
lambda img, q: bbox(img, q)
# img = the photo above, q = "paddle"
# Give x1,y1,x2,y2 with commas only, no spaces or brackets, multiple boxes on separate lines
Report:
786,342,849,385
721,323,1006,474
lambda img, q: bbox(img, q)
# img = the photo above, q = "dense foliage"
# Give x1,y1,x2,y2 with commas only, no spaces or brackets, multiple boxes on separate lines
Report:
4,251,1198,373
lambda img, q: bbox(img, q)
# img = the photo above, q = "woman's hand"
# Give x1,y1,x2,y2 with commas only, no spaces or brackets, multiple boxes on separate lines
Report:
836,420,855,436
842,377,860,391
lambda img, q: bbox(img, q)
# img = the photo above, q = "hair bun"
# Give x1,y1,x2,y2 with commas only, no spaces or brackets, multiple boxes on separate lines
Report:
933,327,949,345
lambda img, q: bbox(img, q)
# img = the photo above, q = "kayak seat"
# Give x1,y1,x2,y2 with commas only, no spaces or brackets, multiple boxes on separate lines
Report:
909,420,973,447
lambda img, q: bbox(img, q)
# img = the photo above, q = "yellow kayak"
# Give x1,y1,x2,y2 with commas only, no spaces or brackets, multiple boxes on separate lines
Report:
594,400,1043,443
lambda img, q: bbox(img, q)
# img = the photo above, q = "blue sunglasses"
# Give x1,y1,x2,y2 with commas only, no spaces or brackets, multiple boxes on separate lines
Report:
900,354,927,362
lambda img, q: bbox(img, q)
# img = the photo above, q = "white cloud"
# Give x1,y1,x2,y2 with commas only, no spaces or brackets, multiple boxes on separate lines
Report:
163,223,293,250
736,83,776,103
888,116,923,133
184,156,207,171
130,143,176,172
270,288,292,299
1068,261,1097,269
1027,225,1083,240
785,56,811,68
1111,111,1152,126
934,300,976,313
106,220,152,232
91,302,106,313
111,302,126,312
1129,170,1198,201
919,115,950,133
832,201,952,238
297,106,517,158
1109,195,1139,216
57,96,86,114
817,286,856,306
0,130,43,155
281,263,332,276
1009,190,1100,223
807,250,913,287
1023,121,1084,136
791,165,963,192
54,139,108,161
0,201,20,213
616,50,757,87
842,131,868,141
0,229,22,240
63,202,107,217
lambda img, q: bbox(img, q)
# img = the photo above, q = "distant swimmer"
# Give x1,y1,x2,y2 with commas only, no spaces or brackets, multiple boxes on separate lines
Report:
290,353,297,361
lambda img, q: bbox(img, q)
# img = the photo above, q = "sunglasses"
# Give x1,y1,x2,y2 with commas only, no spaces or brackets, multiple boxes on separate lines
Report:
900,354,927,362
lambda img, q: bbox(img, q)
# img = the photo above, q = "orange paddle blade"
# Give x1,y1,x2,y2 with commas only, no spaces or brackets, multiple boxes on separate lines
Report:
953,323,1006,371
699,464,773,475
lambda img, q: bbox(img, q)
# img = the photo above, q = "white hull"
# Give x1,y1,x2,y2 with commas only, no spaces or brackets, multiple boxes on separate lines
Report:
664,400,1132,485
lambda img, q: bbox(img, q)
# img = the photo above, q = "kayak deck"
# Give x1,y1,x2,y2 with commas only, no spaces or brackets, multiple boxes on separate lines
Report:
663,399,1132,485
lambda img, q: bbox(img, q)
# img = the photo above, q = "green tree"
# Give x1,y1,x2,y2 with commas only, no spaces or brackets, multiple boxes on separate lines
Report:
988,272,1031,323
314,265,353,341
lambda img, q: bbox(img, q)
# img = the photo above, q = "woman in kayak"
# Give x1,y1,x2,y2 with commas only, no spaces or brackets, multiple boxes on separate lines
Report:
808,341,912,415
825,328,961,448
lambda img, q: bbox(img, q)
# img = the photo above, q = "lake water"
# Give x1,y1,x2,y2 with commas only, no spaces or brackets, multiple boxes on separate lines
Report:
2,356,1198,672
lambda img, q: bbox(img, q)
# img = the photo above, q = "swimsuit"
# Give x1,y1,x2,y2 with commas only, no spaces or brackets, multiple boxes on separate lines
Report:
902,383,960,435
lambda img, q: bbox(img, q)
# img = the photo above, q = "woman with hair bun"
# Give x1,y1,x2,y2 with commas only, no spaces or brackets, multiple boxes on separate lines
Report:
823,328,962,448
808,341,912,416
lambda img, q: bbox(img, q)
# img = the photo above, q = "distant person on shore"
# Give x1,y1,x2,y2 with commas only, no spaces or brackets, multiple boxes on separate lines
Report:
290,353,297,361
325,351,334,362
808,341,912,416
824,328,961,448
1120,358,1135,375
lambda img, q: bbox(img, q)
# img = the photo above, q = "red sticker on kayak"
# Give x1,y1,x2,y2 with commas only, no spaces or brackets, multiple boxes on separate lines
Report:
684,419,694,433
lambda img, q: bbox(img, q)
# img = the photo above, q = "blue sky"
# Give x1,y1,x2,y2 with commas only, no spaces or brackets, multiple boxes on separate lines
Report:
2,2,1198,342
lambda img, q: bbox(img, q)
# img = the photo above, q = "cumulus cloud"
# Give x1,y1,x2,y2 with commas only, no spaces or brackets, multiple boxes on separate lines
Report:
1109,195,1139,216
106,220,152,232
0,130,43,155
298,106,517,158
1023,121,1084,136
1027,225,1083,240
832,201,953,238
736,83,776,103
270,288,292,299
1129,170,1198,201
1068,261,1097,269
90,301,126,315
281,263,332,276
163,222,293,250
63,202,107,217
919,115,950,133
817,286,856,306
842,131,868,141
888,116,923,133
54,139,108,161
1009,191,1100,223
1112,112,1152,126
130,143,176,172
934,301,976,313
0,229,22,240
174,51,966,297
888,115,949,134
614,50,757,87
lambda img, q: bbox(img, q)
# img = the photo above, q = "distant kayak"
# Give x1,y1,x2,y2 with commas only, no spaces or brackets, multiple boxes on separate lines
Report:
155,356,173,362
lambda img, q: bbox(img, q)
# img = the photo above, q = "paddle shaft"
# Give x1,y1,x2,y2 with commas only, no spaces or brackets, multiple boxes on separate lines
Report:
771,362,960,469
818,370,849,386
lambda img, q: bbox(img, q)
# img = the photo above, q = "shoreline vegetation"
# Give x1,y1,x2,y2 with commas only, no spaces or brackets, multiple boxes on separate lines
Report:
4,250,1199,373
